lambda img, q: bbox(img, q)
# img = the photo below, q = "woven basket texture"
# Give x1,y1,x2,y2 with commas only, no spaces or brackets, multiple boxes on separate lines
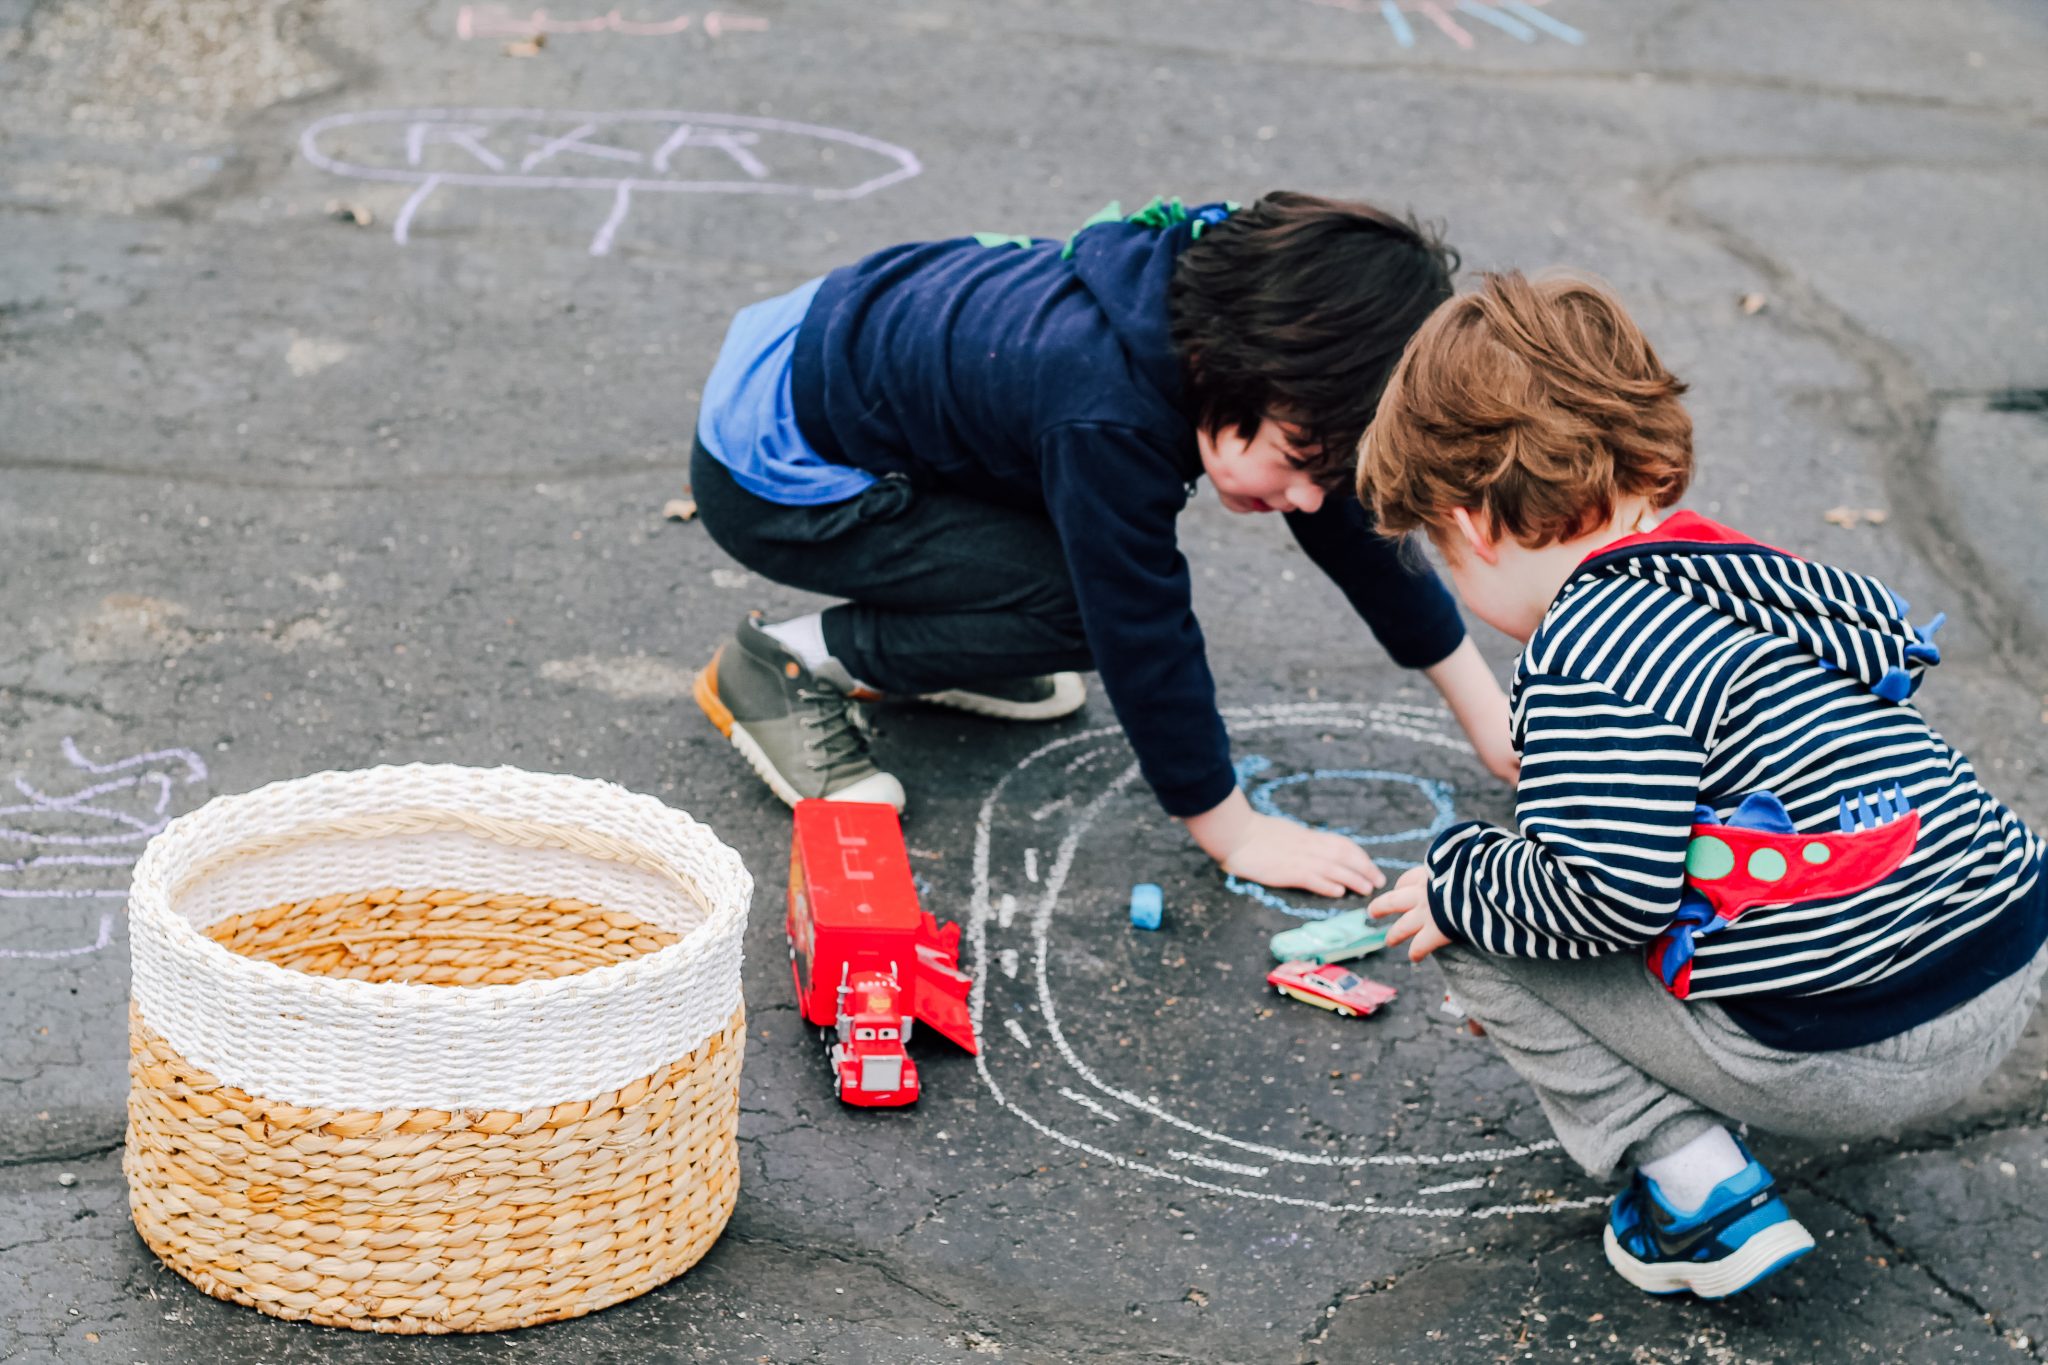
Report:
122,766,752,1333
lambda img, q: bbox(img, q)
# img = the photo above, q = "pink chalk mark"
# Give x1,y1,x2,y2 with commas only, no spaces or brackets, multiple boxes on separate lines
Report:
703,10,767,36
609,11,693,35
1415,1,1476,46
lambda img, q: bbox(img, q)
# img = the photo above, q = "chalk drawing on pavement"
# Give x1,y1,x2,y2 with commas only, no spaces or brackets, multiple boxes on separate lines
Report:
1304,0,1584,50
457,6,768,39
299,109,923,256
0,738,209,960
969,702,1602,1220
1224,753,1457,919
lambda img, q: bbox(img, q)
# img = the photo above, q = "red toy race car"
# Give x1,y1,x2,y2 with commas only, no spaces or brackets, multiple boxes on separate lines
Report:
1266,960,1399,1018
788,800,977,1107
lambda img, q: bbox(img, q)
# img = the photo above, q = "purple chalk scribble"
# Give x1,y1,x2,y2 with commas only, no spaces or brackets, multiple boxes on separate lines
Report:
0,738,208,959
300,108,923,256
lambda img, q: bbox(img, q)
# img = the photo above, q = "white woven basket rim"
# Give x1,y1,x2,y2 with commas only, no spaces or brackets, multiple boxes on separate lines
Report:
133,792,729,1003
127,763,753,1111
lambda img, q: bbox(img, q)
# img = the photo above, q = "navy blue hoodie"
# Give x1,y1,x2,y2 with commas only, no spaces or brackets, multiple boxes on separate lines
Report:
790,207,1466,816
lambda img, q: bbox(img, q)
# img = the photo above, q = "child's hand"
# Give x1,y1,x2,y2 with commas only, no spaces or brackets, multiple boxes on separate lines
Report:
1221,815,1387,898
1467,709,1521,786
1423,639,1520,786
1184,789,1385,897
1369,866,1456,962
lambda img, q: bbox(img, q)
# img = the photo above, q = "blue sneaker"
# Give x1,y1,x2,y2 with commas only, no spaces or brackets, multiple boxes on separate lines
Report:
1603,1147,1815,1298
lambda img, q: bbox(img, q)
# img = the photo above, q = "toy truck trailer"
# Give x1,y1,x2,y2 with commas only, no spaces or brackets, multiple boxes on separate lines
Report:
787,800,977,1107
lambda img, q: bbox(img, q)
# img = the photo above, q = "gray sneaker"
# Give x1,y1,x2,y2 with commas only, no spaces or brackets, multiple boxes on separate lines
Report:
694,617,906,810
916,673,1087,722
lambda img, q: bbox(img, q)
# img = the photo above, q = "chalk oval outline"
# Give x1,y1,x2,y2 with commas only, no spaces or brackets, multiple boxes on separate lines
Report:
298,107,922,199
970,703,1601,1219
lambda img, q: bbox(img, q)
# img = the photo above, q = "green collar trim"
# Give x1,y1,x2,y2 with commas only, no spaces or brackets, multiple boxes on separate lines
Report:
1058,196,1241,259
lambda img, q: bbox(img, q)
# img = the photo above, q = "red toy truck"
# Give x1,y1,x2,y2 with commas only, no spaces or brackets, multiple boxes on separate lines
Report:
787,800,977,1107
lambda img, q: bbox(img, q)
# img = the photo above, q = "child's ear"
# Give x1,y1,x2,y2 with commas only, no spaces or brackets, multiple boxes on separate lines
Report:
1449,507,1501,566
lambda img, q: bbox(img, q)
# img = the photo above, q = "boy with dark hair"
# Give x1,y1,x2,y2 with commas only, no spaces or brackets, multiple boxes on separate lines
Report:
1362,271,2047,1297
690,193,1519,895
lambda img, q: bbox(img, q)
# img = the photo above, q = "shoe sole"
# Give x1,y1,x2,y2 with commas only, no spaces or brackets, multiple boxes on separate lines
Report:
916,672,1086,722
695,652,906,812
1603,1220,1815,1299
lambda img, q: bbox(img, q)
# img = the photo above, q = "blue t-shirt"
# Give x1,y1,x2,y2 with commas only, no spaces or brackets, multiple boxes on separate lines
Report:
695,277,876,506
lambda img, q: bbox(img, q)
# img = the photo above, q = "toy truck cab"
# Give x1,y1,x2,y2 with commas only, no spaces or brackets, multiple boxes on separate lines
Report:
830,969,919,1106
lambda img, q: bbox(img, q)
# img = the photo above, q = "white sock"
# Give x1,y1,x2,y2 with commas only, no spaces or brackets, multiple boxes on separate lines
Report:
761,613,830,671
1639,1125,1749,1215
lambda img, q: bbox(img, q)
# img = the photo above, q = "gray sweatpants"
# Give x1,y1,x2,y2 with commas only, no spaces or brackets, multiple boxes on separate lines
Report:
1434,940,2048,1181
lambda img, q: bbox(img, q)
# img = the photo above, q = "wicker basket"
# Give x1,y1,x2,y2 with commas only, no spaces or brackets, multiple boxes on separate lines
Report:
123,765,752,1333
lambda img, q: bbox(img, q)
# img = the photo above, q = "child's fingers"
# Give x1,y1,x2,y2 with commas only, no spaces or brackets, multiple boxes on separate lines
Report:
1367,887,1419,918
1330,862,1382,898
1407,922,1453,963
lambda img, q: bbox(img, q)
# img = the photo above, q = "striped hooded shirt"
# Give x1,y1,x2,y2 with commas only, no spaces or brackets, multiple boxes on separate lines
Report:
1425,512,2045,1051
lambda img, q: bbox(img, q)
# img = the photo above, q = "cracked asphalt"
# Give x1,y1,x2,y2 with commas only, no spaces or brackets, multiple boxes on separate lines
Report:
3,1,2046,1360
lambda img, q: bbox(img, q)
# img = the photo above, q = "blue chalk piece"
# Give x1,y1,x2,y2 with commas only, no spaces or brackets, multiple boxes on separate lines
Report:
1129,882,1164,931
1379,0,1416,48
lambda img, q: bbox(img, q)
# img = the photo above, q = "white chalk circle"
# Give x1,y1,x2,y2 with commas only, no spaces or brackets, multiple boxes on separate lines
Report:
299,108,922,254
968,701,1600,1219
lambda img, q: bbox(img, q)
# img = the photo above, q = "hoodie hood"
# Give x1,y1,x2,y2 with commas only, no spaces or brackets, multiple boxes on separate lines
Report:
1574,512,1944,703
1063,198,1233,425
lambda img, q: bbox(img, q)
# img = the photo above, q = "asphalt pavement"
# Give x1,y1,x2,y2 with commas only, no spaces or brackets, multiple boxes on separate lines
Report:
4,1,2047,1361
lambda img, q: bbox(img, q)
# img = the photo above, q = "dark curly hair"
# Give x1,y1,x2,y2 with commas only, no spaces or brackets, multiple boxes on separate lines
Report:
1168,192,1459,489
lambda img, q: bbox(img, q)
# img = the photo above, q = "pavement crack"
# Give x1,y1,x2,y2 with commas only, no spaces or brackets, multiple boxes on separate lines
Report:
1642,154,2048,688
0,684,135,722
1790,1176,2043,1360
0,1137,124,1170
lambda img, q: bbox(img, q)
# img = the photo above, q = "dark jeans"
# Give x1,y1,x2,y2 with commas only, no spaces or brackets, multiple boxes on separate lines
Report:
690,440,1092,694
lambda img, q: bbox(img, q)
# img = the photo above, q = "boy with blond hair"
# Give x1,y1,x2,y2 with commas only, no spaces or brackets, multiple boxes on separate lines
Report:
1362,273,2046,1298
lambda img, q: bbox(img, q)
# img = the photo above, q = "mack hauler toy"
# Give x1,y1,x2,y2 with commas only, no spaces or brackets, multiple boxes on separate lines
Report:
787,800,978,1107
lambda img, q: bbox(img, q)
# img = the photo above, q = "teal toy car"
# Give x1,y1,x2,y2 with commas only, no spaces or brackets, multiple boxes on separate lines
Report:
1268,910,1391,966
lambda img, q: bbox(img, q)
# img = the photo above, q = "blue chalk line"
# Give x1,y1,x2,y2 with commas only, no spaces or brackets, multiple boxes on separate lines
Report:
1225,756,1457,921
1500,0,1584,44
1379,0,1416,48
1456,1,1536,42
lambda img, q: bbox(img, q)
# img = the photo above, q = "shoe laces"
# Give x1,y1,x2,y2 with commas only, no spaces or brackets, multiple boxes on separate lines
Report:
795,687,875,772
